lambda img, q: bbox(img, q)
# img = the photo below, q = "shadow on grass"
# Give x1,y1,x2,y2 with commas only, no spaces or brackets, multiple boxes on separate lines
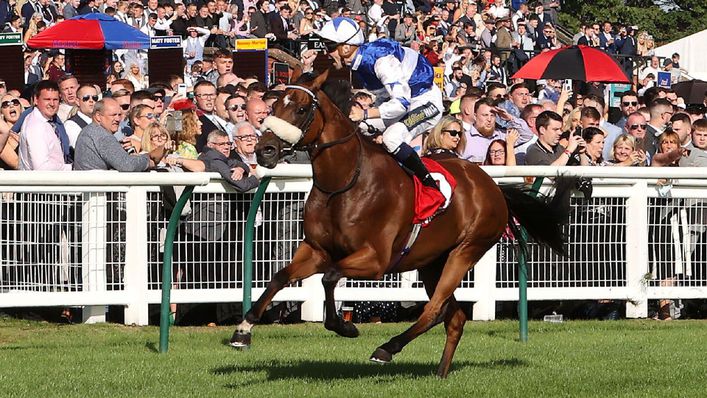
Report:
212,358,527,386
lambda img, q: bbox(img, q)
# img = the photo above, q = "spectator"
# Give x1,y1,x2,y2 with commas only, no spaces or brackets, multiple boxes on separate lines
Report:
125,104,155,153
669,113,692,147
226,95,248,126
525,110,588,166
18,80,72,171
651,129,687,168
64,84,99,148
245,97,269,132
645,98,673,157
679,119,707,167
582,126,607,166
483,133,518,166
394,14,416,47
598,21,615,52
194,81,228,151
125,61,148,91
183,26,211,68
608,134,646,166
57,74,79,122
232,121,259,167
0,94,22,169
614,90,639,130
73,98,164,171
204,48,234,86
465,97,533,163
422,115,466,157
199,129,259,191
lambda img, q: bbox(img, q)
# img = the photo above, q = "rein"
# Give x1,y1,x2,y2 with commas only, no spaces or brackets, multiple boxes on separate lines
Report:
283,84,363,205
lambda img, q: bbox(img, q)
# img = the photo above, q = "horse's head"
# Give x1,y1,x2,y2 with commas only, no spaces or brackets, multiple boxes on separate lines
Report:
256,69,329,168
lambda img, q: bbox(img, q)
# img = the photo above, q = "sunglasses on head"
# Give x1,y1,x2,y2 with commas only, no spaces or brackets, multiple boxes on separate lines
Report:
228,104,247,111
443,129,462,137
81,95,99,102
629,123,647,130
1,99,20,108
622,101,638,106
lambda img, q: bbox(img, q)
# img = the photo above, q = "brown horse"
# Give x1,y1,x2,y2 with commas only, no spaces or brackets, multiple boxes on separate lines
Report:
230,70,566,378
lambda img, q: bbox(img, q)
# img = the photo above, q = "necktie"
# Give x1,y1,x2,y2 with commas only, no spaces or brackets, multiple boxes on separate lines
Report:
48,118,72,163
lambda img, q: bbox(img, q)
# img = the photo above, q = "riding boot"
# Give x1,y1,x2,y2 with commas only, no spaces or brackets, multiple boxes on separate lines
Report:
393,143,439,191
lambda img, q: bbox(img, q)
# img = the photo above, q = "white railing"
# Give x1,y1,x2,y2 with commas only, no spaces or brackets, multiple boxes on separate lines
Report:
1,167,706,324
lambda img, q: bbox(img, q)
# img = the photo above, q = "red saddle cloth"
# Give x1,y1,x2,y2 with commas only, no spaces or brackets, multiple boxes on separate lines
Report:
413,158,457,225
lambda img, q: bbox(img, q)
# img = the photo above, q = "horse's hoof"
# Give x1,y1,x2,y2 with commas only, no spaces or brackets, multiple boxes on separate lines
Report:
229,331,251,349
325,319,359,338
338,320,359,338
369,347,392,364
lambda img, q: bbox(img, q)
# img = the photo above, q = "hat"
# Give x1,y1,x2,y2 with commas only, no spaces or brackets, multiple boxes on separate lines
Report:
314,17,365,45
170,98,196,111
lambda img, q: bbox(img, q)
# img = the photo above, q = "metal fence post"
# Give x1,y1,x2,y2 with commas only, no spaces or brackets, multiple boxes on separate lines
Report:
518,177,545,343
243,177,272,314
159,185,195,354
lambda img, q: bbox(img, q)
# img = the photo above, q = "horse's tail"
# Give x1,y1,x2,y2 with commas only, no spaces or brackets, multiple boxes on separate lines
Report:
500,179,572,257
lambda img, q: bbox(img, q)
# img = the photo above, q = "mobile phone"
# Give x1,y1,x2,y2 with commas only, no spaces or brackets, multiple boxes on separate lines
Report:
563,79,573,92
177,83,187,97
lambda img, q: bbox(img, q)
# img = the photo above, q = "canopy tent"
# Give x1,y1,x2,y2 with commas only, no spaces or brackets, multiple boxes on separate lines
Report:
655,29,707,81
27,13,149,50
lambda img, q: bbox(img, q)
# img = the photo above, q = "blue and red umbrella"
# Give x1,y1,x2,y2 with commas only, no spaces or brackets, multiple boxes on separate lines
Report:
27,13,150,50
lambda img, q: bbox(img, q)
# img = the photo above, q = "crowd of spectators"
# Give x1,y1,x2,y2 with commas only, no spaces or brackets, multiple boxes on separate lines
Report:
1,0,706,323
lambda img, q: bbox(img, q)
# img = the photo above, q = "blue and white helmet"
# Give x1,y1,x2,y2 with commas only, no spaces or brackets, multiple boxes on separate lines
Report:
314,17,365,45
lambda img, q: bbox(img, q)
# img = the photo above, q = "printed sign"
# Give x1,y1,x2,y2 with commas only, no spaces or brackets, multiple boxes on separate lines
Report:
433,67,444,93
0,32,22,46
657,71,671,88
150,36,182,49
608,83,632,108
272,62,290,85
236,38,267,51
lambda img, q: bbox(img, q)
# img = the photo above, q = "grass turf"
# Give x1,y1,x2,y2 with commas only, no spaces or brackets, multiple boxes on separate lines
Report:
0,317,705,397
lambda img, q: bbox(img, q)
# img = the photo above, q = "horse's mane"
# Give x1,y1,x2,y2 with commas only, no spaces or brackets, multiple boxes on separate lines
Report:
294,74,354,117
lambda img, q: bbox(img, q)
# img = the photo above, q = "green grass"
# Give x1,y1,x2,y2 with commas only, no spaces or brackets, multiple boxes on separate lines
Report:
1,318,706,397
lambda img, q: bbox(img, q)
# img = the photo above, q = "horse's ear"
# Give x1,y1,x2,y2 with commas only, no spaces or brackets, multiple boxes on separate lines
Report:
311,69,329,91
291,65,303,83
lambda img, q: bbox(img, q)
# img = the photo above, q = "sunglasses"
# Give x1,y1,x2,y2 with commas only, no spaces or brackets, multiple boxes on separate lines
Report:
442,129,462,137
629,123,647,130
1,99,20,108
139,113,155,119
622,101,638,106
120,103,130,110
228,104,247,111
153,95,164,101
81,95,99,102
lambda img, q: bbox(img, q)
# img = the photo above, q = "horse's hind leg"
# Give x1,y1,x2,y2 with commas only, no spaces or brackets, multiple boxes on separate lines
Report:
322,268,359,338
370,242,487,374
230,241,328,348
416,261,468,378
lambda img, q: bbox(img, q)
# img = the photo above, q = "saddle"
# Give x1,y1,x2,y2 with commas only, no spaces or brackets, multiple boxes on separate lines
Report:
413,157,456,226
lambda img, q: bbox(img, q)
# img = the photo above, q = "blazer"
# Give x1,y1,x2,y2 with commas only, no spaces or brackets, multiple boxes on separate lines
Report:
250,10,268,38
186,148,259,241
268,12,290,41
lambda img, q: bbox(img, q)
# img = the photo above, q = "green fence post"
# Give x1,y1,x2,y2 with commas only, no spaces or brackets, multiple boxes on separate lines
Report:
518,177,545,343
243,177,272,314
159,185,195,354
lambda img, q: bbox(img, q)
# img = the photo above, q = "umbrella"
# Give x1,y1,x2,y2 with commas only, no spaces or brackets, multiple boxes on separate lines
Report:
671,79,707,105
27,13,150,50
512,45,630,83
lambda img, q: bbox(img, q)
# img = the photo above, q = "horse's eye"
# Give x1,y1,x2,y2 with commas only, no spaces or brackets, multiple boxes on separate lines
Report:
297,107,307,115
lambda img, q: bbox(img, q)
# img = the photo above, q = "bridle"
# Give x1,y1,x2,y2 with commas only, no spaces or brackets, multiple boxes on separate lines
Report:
276,84,363,203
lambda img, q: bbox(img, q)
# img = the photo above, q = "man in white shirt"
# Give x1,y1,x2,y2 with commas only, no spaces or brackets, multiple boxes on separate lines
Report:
19,81,72,171
64,85,98,148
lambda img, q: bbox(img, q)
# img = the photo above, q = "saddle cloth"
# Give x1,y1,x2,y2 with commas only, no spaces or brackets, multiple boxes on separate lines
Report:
413,158,456,226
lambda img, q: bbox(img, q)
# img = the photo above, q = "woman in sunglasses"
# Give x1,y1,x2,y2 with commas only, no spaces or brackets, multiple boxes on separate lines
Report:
422,115,466,158
0,94,23,169
127,104,155,153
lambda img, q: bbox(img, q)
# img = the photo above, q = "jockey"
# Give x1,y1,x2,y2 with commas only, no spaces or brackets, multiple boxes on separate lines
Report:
314,17,444,191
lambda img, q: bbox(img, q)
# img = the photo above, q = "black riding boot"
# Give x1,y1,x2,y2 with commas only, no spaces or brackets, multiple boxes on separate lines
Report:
393,143,439,191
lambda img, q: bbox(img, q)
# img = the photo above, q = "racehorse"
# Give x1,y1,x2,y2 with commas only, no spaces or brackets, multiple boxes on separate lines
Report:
230,69,568,378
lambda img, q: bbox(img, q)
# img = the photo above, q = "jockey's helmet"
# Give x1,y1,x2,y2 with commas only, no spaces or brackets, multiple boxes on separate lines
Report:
314,17,365,51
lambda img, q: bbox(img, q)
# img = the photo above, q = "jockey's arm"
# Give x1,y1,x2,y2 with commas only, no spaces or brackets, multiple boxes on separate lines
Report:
371,55,413,120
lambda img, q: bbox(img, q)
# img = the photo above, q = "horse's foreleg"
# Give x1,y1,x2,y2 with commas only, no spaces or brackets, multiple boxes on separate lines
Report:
322,268,359,338
230,241,329,348
370,242,486,375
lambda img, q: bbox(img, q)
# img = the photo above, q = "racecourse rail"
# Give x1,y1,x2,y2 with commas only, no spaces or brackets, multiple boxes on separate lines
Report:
1,166,706,324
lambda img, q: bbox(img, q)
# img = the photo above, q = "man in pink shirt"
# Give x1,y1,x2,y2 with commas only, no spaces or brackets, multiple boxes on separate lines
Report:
19,81,72,171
